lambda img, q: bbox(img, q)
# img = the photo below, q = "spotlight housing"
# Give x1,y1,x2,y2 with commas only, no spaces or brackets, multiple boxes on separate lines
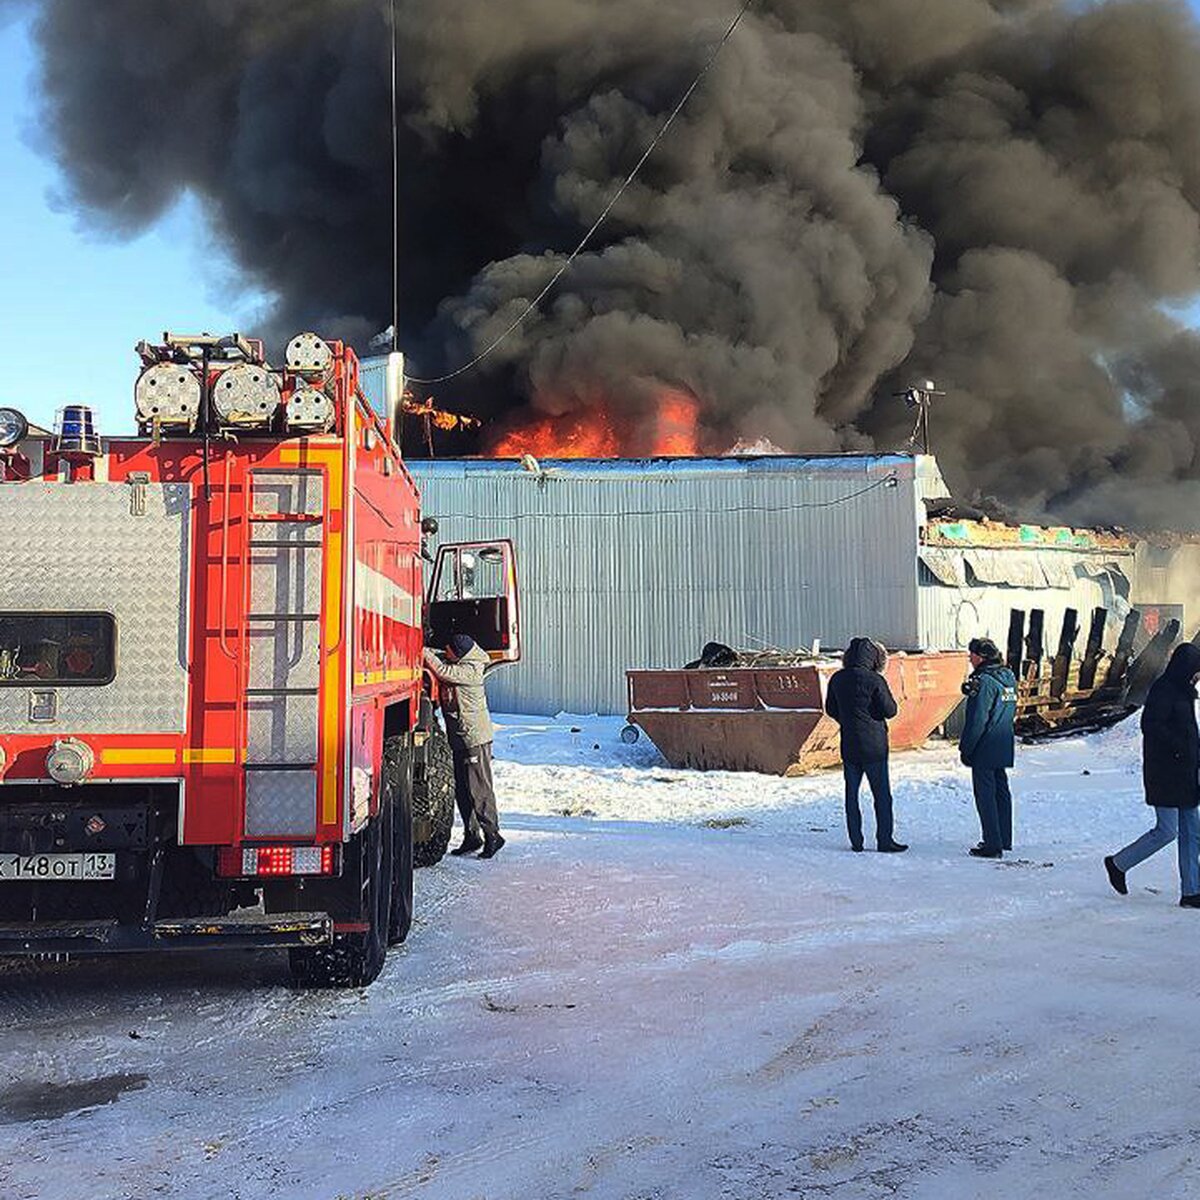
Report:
0,407,29,448
46,738,95,787
211,363,281,427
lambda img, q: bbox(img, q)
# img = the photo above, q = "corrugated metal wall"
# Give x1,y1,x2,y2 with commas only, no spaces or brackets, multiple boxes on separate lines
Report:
410,455,924,716
359,356,388,417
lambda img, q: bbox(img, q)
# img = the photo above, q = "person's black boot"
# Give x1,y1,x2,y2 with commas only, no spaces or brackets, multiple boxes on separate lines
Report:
877,841,908,853
478,834,506,860
1180,894,1200,908
450,835,484,857
1104,855,1128,896
969,845,1002,859
850,842,864,853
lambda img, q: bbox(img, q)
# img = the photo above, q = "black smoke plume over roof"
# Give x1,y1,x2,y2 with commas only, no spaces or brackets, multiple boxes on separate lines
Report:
24,0,1200,524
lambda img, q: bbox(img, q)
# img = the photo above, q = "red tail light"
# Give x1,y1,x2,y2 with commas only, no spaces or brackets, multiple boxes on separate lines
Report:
216,845,337,878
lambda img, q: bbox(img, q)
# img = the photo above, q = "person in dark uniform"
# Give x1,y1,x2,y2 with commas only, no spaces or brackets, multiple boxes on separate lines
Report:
423,634,505,859
1105,642,1200,905
824,637,908,853
960,637,1018,859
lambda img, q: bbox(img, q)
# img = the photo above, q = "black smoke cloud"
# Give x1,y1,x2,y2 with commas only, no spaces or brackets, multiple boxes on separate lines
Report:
22,0,1200,524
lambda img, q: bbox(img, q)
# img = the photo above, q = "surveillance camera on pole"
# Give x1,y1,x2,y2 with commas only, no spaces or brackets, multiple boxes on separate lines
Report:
894,379,945,455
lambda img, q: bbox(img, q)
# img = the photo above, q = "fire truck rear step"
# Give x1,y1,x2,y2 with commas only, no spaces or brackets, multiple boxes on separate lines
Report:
0,911,333,955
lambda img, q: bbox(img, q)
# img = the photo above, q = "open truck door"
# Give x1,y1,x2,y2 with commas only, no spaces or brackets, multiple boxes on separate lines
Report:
426,540,521,664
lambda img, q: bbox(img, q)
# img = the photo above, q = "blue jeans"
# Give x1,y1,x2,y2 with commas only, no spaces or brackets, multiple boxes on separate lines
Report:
972,766,1013,853
843,760,895,849
1114,807,1200,896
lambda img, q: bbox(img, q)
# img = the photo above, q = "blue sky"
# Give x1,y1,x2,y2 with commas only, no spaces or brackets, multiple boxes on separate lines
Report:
2,3,1200,437
0,11,271,434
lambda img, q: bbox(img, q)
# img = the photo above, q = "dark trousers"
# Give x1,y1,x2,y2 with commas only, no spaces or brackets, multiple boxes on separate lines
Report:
843,759,895,849
451,740,500,842
972,766,1013,852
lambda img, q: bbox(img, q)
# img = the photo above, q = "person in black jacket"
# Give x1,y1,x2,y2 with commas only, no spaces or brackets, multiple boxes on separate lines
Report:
824,638,907,853
1104,642,1200,906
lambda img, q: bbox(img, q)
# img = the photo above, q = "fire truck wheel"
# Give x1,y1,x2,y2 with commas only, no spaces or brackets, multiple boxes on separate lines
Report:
289,801,393,989
385,733,415,946
412,725,455,868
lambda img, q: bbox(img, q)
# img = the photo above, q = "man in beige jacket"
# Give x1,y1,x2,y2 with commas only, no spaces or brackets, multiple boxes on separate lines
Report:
423,634,504,858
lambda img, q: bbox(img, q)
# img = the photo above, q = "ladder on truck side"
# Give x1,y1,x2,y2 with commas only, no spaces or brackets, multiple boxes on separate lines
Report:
222,456,333,841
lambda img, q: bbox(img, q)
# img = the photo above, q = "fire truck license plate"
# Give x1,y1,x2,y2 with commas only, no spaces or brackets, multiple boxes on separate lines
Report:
0,853,116,881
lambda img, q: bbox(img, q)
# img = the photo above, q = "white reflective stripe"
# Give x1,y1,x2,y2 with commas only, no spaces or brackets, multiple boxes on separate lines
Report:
354,560,419,628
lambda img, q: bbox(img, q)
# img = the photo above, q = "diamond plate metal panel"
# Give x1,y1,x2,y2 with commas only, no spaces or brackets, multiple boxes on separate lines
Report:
249,544,323,615
251,470,323,517
246,695,319,764
245,484,322,769
247,623,321,690
244,769,317,837
0,483,190,733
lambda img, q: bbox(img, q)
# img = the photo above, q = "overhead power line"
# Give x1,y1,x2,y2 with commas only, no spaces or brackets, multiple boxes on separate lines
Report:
434,474,901,521
406,0,757,386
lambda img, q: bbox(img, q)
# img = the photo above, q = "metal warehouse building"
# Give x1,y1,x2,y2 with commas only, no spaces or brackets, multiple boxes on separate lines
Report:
407,453,1137,717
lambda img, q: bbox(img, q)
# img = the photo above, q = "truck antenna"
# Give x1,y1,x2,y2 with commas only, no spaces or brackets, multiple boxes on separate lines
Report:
389,0,399,358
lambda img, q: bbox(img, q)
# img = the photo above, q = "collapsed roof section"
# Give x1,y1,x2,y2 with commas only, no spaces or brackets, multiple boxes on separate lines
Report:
921,515,1135,593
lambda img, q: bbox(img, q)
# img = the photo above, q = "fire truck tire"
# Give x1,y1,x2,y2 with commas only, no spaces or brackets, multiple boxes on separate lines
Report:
288,802,393,989
385,734,415,946
413,726,455,868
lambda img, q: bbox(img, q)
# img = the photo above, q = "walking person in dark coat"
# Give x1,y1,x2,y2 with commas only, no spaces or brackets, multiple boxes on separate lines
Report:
824,637,908,853
960,637,1018,859
1104,642,1200,905
423,634,505,859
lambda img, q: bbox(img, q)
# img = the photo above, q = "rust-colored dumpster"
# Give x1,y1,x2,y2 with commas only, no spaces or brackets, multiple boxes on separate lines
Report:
625,652,969,775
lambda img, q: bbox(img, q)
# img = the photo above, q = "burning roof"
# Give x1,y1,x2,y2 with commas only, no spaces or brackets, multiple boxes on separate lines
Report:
487,389,702,459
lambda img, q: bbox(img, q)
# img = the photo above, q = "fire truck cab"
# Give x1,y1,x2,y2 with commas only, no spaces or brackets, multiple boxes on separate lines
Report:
0,332,519,987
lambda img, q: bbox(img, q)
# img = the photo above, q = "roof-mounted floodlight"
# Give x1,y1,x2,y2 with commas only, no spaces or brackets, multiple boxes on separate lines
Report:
212,363,281,427
135,363,202,429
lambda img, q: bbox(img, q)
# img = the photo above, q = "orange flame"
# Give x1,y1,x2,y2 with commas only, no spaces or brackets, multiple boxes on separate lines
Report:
488,388,701,459
490,408,620,459
650,390,700,456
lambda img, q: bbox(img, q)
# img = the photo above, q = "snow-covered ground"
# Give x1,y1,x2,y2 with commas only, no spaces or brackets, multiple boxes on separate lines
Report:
3,713,1199,1200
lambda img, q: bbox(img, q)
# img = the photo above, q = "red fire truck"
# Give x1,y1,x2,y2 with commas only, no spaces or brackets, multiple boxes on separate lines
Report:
0,332,520,987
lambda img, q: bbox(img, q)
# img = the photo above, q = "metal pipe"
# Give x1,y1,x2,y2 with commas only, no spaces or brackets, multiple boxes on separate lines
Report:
201,345,212,501
385,351,405,453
